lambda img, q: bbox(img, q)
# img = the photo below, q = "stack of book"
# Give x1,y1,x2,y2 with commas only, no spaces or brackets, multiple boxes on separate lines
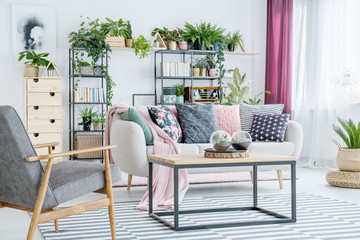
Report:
74,87,106,103
161,62,191,77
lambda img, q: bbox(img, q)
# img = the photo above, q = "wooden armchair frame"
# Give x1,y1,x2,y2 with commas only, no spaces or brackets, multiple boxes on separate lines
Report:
0,142,117,240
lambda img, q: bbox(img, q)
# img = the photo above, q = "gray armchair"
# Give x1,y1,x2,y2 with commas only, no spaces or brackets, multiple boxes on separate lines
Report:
0,106,121,240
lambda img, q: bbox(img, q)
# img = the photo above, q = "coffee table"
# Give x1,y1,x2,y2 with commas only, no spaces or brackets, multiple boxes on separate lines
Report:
148,152,296,231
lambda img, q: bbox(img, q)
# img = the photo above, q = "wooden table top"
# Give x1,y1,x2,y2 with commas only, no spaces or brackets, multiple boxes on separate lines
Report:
148,152,296,166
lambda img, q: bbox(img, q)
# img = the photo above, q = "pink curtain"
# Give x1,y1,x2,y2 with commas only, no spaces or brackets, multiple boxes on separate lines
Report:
265,0,293,114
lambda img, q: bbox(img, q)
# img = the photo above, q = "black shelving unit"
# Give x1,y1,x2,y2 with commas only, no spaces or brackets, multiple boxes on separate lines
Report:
153,50,222,105
68,48,109,163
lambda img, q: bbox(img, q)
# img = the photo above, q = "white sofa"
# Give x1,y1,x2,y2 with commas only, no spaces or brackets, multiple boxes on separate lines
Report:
110,106,303,190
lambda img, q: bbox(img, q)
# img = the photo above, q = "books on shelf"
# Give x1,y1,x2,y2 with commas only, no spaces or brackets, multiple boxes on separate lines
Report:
161,62,191,77
74,87,106,103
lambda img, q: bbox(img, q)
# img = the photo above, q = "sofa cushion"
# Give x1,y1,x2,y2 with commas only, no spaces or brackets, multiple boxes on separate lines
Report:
148,106,182,142
213,105,241,135
147,143,200,155
240,104,284,132
250,114,290,142
176,103,218,143
120,107,153,145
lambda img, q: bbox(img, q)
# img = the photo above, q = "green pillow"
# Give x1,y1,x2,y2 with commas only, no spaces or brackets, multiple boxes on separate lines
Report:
120,108,153,145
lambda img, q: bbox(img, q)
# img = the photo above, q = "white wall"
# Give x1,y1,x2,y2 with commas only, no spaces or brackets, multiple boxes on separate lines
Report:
0,0,267,150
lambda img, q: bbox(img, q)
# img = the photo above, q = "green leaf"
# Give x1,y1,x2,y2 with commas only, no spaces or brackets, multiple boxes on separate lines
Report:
227,83,239,97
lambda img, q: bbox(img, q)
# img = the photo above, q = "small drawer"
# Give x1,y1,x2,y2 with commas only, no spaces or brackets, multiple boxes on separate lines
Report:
27,119,61,133
35,144,62,156
27,106,62,120
28,133,61,145
27,78,61,93
27,92,61,106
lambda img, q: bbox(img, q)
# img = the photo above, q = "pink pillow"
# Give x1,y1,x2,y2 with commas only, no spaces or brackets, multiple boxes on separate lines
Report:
213,105,242,135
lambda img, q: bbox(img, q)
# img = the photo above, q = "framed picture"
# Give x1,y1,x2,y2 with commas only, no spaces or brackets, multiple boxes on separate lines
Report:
11,4,56,63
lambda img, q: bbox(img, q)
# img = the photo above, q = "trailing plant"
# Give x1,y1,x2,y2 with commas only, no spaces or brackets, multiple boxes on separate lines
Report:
18,51,49,66
101,17,127,37
244,91,271,105
223,68,249,105
175,84,185,96
226,30,244,46
216,51,225,102
125,21,133,39
333,118,360,149
133,35,152,59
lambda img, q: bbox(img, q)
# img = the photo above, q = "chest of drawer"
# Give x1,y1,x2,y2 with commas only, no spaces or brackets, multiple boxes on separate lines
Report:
28,132,61,145
26,78,61,93
27,106,62,120
27,119,61,133
27,92,61,106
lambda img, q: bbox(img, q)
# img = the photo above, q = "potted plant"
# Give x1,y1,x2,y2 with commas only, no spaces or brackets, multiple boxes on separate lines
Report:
77,61,93,75
18,51,50,77
101,17,127,47
179,22,202,50
198,58,208,77
46,62,56,77
133,35,153,59
151,27,169,48
178,30,188,50
192,60,201,77
165,30,180,50
223,68,249,105
205,55,217,76
175,84,185,103
332,118,360,171
79,106,98,131
226,31,244,52
213,34,228,51
124,21,134,48
92,111,106,130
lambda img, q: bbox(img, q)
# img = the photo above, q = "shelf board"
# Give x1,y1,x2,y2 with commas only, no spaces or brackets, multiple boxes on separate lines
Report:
70,74,104,78
70,130,104,133
155,76,218,80
224,51,259,56
70,102,107,105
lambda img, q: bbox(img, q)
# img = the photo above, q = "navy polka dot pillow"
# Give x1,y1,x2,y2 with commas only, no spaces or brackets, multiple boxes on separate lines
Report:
250,114,290,142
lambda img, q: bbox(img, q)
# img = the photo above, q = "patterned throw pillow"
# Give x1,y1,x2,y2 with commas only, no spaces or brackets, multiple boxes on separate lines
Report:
240,104,284,132
148,106,182,143
176,103,218,143
250,114,290,142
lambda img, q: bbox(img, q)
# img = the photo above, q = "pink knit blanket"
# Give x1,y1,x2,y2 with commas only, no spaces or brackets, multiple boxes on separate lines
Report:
105,104,189,210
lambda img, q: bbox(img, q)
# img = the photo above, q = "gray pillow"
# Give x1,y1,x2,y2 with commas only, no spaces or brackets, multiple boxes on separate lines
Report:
176,103,218,143
240,103,284,132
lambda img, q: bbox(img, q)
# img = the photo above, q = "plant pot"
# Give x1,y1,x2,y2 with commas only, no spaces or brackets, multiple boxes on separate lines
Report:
125,39,134,48
193,68,200,77
228,43,235,52
24,64,39,77
153,41,160,48
176,96,184,103
93,122,103,131
193,39,204,50
214,43,221,51
209,68,218,77
178,42,188,50
82,117,92,131
105,36,125,48
168,41,177,50
332,139,360,171
47,69,55,77
200,68,207,77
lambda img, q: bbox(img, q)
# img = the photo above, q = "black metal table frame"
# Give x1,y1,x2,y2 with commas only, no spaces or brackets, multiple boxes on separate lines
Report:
148,159,296,231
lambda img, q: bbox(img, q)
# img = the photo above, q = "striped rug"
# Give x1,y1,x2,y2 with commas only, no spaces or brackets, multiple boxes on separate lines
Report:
38,193,360,240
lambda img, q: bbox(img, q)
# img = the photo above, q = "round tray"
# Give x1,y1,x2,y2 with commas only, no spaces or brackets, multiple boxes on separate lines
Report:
204,148,249,158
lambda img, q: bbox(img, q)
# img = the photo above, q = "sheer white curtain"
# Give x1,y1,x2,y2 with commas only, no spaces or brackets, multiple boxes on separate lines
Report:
292,0,360,167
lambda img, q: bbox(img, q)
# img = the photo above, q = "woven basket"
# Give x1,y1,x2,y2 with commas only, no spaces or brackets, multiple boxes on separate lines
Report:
74,134,103,159
326,170,360,188
332,139,360,172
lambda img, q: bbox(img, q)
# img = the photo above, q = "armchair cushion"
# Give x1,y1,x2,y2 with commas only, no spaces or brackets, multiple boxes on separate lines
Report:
50,161,121,205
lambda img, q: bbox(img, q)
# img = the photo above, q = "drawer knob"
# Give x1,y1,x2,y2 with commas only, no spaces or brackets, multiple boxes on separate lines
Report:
33,133,39,137
50,119,55,123
33,79,39,83
50,92,55,96
33,106,39,110
52,146,55,150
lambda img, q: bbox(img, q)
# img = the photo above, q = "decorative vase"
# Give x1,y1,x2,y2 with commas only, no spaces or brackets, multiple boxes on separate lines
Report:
178,42,188,50
47,69,55,77
82,117,92,131
176,96,184,103
169,41,177,50
210,130,232,151
228,43,235,52
213,43,221,51
193,68,200,77
209,68,218,77
332,139,360,171
24,64,39,77
125,39,134,48
200,68,207,76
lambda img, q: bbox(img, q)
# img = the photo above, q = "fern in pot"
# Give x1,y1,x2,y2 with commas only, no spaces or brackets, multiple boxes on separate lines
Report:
332,117,360,171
